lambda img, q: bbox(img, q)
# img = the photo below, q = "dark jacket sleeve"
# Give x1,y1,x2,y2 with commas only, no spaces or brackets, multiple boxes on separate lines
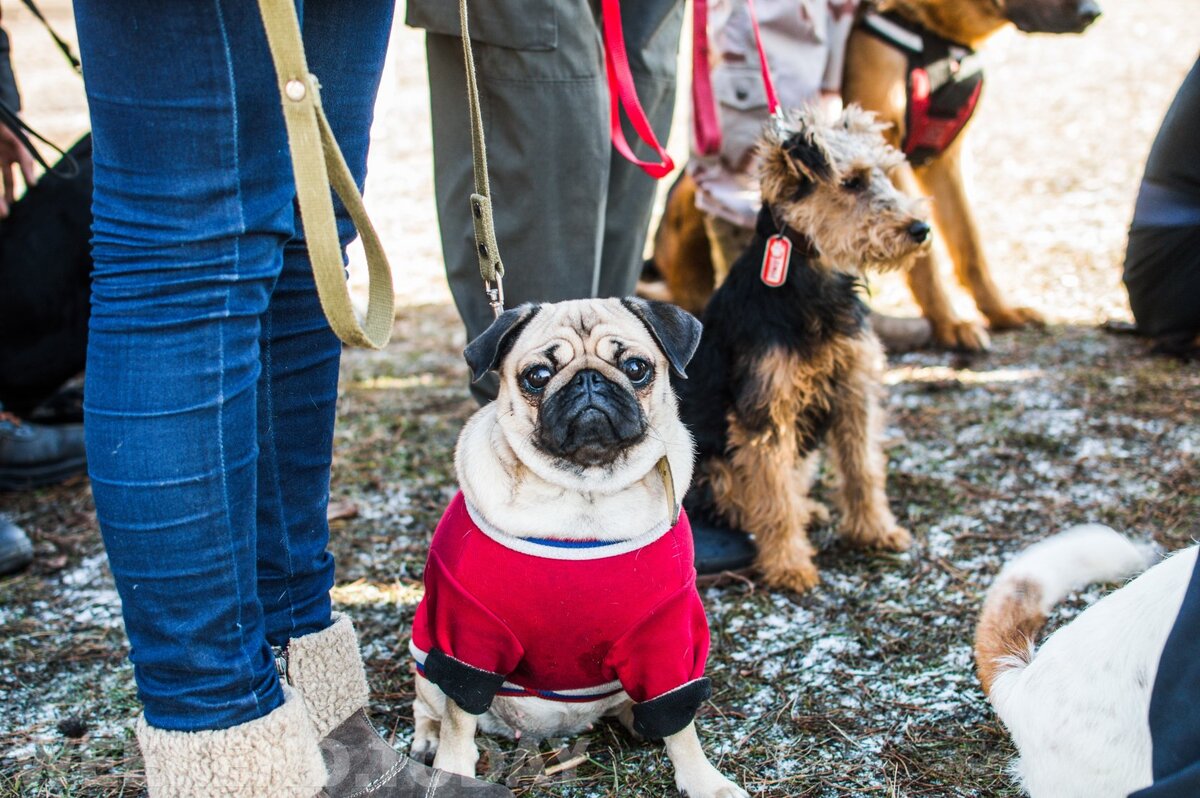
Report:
0,27,22,112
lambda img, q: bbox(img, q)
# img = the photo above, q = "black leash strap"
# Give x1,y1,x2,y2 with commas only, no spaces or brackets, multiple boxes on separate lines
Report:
0,99,78,178
17,0,81,75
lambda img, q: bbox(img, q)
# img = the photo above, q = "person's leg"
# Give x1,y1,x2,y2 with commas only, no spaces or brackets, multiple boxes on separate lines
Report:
595,0,685,297
1129,558,1200,798
1124,225,1200,341
701,211,754,288
80,0,295,733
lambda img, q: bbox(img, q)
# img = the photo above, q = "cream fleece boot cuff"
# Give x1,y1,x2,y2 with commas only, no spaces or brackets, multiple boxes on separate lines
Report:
135,685,327,798
284,612,371,740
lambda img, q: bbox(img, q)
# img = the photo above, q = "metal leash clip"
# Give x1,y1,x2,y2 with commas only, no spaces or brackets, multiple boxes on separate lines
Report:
484,274,505,319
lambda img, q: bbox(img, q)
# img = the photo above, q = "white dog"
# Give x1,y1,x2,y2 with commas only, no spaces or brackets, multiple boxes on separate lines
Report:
975,524,1195,798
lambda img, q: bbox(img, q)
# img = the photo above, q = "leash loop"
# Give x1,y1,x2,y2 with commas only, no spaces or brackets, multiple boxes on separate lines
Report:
600,0,675,179
257,0,395,349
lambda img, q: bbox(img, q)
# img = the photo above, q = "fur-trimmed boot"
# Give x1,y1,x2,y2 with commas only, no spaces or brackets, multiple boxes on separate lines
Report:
135,685,328,797
281,613,513,797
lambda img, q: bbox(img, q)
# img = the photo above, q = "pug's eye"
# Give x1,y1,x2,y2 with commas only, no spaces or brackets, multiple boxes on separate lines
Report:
621,357,652,386
842,173,868,192
519,364,553,394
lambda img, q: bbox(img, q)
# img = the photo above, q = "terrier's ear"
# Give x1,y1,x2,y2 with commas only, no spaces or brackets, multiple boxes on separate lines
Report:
783,124,834,185
620,298,703,379
463,303,541,383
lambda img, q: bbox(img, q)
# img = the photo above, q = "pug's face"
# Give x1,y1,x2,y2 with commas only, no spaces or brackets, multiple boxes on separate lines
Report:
464,298,702,480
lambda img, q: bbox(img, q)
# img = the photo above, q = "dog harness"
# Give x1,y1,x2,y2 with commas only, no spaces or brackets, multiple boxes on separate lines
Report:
858,10,984,167
410,492,712,740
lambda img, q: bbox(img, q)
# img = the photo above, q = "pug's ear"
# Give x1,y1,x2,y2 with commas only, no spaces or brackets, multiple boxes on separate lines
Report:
620,298,703,379
463,304,541,383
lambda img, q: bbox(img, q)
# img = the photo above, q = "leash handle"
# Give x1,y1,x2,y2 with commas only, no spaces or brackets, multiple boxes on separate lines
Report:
458,0,505,318
691,0,722,155
257,0,395,349
600,0,675,179
745,0,781,116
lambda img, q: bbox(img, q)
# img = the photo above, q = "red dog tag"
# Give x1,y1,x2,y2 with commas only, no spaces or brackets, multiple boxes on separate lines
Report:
760,234,792,287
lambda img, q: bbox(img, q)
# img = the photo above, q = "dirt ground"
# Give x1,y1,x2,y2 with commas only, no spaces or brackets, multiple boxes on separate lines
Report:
2,1,1199,797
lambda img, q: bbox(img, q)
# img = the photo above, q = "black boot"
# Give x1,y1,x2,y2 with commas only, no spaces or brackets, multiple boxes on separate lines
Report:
0,408,86,490
0,514,32,575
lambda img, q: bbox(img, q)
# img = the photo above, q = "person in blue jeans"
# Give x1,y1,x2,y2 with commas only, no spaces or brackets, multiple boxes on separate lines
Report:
74,3,509,796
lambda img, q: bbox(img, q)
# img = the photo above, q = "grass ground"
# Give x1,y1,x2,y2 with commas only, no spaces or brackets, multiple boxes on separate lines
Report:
2,0,1199,796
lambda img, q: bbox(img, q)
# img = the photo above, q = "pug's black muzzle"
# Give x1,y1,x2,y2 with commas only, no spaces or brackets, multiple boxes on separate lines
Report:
537,369,647,466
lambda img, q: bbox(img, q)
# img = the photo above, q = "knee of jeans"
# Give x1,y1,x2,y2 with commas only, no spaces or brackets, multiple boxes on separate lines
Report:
89,242,284,334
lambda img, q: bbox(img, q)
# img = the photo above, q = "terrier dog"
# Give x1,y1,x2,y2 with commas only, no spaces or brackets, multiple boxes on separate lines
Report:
674,106,930,592
975,525,1187,798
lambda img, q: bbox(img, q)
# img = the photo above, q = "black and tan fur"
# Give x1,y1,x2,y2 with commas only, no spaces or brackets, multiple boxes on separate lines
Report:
674,107,928,592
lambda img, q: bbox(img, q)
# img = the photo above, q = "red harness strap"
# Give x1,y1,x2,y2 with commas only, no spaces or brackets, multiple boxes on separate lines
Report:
905,64,983,162
857,10,984,167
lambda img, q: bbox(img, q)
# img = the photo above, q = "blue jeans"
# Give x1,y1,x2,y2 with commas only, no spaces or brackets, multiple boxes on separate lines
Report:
77,0,394,732
1129,555,1200,798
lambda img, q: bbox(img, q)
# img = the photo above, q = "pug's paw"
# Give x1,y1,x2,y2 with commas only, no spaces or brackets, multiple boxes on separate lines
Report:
675,766,749,798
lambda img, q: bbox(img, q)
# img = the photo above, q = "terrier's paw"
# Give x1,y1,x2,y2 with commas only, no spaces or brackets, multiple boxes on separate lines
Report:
760,556,821,593
931,318,990,351
985,304,1045,330
676,769,749,798
844,522,912,552
804,499,831,525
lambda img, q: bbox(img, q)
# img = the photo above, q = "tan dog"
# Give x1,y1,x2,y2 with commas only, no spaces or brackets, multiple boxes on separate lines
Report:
409,298,747,798
842,0,1101,349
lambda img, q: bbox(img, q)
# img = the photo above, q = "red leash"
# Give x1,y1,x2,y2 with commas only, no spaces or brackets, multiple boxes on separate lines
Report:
691,0,783,156
601,0,675,178
692,0,722,155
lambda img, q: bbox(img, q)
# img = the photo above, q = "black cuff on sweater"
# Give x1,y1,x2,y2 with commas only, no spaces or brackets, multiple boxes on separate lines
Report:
632,678,712,740
424,649,505,715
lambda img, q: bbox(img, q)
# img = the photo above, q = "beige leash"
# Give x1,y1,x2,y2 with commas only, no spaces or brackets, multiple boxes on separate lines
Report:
457,0,506,318
257,0,395,349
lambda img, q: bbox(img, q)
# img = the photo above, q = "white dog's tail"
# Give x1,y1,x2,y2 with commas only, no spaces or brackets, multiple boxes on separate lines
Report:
974,524,1156,696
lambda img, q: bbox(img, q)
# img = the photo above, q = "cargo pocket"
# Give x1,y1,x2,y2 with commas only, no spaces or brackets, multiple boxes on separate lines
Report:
712,65,770,171
405,0,557,52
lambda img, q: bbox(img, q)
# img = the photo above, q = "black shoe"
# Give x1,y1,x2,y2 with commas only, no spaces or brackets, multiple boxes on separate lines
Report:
0,411,86,490
27,386,85,426
691,516,757,574
0,515,33,575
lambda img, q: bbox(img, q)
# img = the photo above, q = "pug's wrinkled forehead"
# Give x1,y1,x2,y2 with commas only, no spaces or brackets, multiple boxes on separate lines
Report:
510,300,657,370
463,297,702,386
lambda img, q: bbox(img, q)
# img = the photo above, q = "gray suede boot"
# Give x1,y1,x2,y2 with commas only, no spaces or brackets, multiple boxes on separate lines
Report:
281,614,513,797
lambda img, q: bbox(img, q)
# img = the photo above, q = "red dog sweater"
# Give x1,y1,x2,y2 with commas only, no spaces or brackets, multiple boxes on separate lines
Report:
410,491,711,739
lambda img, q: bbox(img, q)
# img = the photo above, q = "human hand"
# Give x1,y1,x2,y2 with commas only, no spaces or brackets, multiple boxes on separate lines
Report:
0,121,36,218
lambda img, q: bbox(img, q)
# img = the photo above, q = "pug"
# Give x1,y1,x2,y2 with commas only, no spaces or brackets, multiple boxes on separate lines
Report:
408,298,747,798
